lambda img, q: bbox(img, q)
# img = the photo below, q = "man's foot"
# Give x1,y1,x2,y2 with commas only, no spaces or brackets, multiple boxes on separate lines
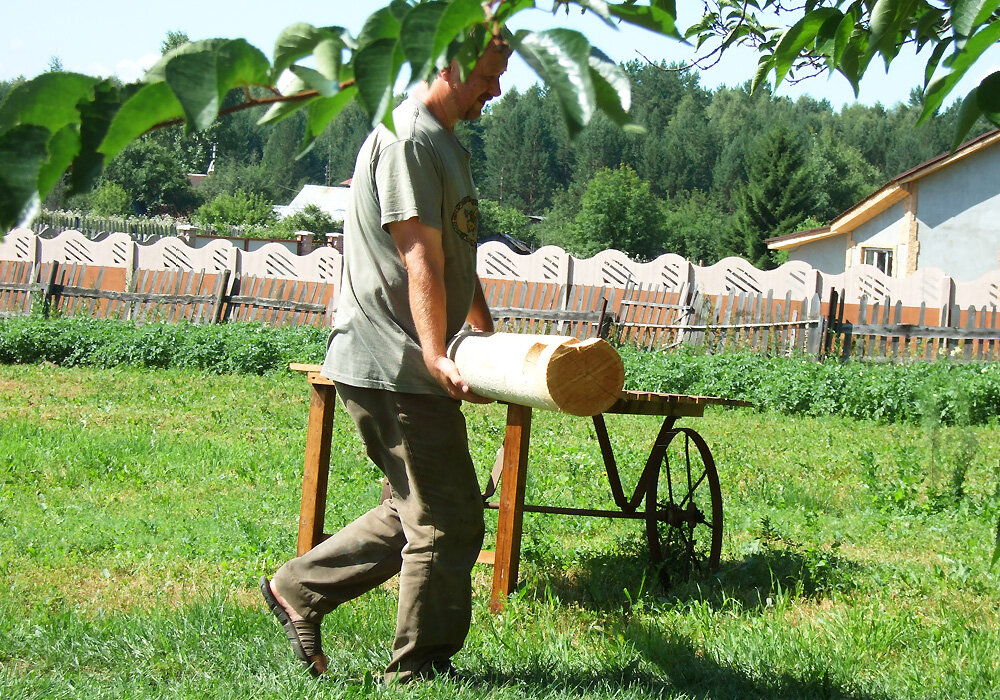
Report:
259,576,328,676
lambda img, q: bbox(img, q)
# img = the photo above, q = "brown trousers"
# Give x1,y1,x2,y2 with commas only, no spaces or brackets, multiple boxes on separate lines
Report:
273,382,485,682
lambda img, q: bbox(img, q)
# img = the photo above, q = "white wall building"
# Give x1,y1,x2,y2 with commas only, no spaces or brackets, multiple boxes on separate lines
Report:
767,129,1000,282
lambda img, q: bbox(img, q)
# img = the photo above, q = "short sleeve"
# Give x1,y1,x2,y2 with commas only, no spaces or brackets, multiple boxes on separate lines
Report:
375,140,442,232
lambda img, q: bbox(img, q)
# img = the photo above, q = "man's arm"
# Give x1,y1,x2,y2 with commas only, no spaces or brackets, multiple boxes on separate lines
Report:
466,277,494,333
388,217,491,403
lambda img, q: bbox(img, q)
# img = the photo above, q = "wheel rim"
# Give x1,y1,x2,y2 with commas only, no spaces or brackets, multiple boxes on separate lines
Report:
645,427,723,586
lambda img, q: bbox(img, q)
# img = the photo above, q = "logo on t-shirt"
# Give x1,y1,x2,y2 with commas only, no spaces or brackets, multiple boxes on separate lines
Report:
451,196,479,247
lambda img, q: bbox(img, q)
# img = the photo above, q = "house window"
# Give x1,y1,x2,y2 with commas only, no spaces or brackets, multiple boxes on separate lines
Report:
863,247,894,275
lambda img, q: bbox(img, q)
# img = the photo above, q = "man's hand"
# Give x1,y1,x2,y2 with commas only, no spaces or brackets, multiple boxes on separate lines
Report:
426,354,493,404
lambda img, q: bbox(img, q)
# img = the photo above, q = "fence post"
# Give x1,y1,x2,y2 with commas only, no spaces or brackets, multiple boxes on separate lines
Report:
211,269,232,324
39,261,59,318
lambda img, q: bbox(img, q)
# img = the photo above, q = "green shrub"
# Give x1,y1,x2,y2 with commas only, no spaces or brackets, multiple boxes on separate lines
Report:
0,317,326,374
2,318,998,425
618,345,1000,425
193,189,275,231
90,182,133,216
265,204,342,241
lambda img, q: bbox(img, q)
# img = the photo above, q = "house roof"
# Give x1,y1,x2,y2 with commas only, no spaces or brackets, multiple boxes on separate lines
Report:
768,128,1000,250
273,184,351,220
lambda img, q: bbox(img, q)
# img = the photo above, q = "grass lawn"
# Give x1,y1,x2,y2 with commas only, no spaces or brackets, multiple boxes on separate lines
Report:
1,364,998,699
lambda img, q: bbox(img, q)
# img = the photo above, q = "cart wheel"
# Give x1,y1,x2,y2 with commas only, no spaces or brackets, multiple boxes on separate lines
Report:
645,427,723,587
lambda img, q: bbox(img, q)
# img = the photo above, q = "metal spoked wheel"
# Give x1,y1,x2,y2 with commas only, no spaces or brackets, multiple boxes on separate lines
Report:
645,427,723,587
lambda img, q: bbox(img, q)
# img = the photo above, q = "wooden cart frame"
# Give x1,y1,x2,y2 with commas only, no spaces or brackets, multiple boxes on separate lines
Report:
290,364,750,612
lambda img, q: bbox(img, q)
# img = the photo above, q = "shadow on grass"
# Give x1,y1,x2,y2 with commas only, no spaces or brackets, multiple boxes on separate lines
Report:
517,534,864,614
474,628,889,700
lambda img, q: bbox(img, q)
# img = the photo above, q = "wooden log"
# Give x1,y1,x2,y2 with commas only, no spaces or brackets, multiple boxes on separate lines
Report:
448,331,625,416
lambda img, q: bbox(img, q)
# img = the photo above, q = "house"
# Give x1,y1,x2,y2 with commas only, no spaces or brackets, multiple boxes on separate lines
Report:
767,129,1000,281
273,184,351,221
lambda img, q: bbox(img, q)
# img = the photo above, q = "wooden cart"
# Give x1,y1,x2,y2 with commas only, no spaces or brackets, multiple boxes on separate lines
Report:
289,363,751,612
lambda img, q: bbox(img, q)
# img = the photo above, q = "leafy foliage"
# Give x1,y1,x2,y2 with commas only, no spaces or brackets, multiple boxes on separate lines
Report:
0,316,326,374
266,204,342,241
565,164,664,260
89,182,132,217
619,345,1000,426
193,189,275,230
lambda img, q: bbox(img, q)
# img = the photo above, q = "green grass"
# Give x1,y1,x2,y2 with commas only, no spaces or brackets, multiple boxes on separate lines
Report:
2,364,999,698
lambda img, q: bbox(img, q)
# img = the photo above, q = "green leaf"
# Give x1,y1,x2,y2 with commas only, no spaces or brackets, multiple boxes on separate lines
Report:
0,72,98,135
353,37,398,128
357,5,402,49
273,23,330,78
99,82,183,159
216,39,271,91
771,8,841,87
494,0,535,24
401,1,449,83
952,87,984,149
0,124,50,230
164,50,220,132
144,38,229,84
588,47,634,126
314,36,345,82
72,80,120,193
751,56,773,94
433,0,487,69
607,2,682,40
952,0,1000,37
305,85,359,145
922,19,1000,119
923,38,952,87
833,9,858,66
290,65,338,97
867,0,903,54
271,24,348,85
976,70,1000,124
37,125,80,200
258,75,313,126
513,29,595,137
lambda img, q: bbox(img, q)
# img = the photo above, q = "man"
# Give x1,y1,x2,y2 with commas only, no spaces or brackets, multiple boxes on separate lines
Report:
260,39,510,683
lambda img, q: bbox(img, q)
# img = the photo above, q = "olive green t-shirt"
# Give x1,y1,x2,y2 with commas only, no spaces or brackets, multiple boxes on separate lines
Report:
321,97,480,396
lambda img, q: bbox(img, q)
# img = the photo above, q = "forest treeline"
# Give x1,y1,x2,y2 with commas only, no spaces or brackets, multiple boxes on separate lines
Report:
2,38,992,267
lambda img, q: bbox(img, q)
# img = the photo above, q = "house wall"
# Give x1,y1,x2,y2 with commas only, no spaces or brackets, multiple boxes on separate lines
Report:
915,146,1000,281
844,201,906,273
787,233,846,272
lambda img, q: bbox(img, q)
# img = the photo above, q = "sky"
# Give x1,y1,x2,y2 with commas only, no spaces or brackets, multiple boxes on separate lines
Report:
4,1,1000,111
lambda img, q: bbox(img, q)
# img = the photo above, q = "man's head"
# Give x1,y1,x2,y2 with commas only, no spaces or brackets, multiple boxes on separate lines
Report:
426,39,510,128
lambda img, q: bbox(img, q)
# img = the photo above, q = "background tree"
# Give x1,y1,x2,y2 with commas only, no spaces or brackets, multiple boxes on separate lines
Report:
479,199,534,245
103,139,197,215
735,125,816,268
564,165,664,260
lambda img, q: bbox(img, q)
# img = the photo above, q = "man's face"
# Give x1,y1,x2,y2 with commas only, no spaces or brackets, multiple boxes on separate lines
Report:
453,46,509,121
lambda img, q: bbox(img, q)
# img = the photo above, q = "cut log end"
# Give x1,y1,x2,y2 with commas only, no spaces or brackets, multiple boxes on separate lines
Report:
546,338,625,416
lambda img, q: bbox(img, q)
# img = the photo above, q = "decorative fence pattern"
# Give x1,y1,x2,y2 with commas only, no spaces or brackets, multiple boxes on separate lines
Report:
3,228,1000,360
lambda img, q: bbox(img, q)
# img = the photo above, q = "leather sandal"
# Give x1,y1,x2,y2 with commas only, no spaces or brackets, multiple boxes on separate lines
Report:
259,576,325,676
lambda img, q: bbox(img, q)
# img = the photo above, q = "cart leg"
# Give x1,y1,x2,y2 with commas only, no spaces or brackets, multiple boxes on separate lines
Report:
490,403,532,613
297,382,336,556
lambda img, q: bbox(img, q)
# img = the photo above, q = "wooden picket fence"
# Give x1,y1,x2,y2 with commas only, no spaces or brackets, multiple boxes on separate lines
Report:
824,288,1000,361
481,279,613,339
614,282,826,355
5,259,999,360
0,261,335,326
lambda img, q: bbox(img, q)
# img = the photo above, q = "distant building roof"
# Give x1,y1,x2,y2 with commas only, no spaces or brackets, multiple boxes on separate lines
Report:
274,184,350,220
768,128,1000,251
